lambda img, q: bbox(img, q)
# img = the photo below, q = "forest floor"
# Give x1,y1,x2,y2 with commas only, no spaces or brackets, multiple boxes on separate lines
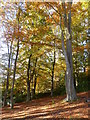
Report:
0,91,90,120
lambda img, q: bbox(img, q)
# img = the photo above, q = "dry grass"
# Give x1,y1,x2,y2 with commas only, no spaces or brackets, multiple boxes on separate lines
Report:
0,91,90,120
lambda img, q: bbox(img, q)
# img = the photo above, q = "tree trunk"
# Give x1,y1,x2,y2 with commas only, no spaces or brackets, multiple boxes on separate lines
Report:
10,7,20,109
74,74,76,90
60,12,77,101
27,54,32,102
51,40,56,97
11,39,19,109
3,41,12,106
62,2,77,101
32,58,37,98
33,73,37,96
66,2,77,101
61,29,71,101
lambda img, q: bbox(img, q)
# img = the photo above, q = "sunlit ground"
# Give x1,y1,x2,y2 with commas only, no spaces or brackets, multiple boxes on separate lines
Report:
1,91,89,120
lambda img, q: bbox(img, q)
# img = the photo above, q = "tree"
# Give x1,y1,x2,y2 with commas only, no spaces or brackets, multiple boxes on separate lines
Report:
33,57,38,96
51,39,56,97
44,1,77,101
10,6,20,109
3,40,13,106
62,2,77,101
26,54,32,101
1,1,88,108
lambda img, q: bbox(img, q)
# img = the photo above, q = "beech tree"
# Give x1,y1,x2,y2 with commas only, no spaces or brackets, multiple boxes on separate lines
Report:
61,2,77,101
10,6,21,109
3,40,13,106
26,54,32,101
1,1,88,108
51,39,56,97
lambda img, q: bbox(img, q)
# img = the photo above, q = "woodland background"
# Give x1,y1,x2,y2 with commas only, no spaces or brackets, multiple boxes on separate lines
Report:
0,1,89,112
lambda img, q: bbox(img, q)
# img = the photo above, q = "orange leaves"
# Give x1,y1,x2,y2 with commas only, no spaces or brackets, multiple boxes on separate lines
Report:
13,31,28,40
46,16,53,23
52,13,59,23
73,45,89,52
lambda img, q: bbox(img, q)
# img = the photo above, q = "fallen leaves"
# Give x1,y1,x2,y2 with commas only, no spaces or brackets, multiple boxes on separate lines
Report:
1,91,89,120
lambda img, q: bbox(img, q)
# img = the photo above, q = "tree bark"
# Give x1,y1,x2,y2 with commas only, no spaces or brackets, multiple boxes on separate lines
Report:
66,2,77,101
33,73,37,96
60,7,77,101
27,54,32,102
32,58,37,97
51,40,56,97
10,8,20,109
3,41,12,106
11,39,19,109
61,29,71,101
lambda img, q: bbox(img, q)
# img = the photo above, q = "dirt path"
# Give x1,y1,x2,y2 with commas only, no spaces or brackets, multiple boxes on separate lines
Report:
0,91,90,120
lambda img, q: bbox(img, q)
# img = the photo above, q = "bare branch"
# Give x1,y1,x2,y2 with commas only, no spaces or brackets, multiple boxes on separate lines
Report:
46,2,60,15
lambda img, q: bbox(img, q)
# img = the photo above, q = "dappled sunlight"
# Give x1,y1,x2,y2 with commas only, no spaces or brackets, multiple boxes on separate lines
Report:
64,102,84,109
1,1,89,120
1,91,89,120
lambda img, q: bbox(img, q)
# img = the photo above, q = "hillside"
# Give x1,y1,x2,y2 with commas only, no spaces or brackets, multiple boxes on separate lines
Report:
1,91,90,120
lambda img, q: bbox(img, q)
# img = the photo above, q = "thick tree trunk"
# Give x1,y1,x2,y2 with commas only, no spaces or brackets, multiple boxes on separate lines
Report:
60,2,77,101
60,14,77,101
27,54,32,102
3,41,12,106
61,31,71,101
67,2,77,101
67,2,73,74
